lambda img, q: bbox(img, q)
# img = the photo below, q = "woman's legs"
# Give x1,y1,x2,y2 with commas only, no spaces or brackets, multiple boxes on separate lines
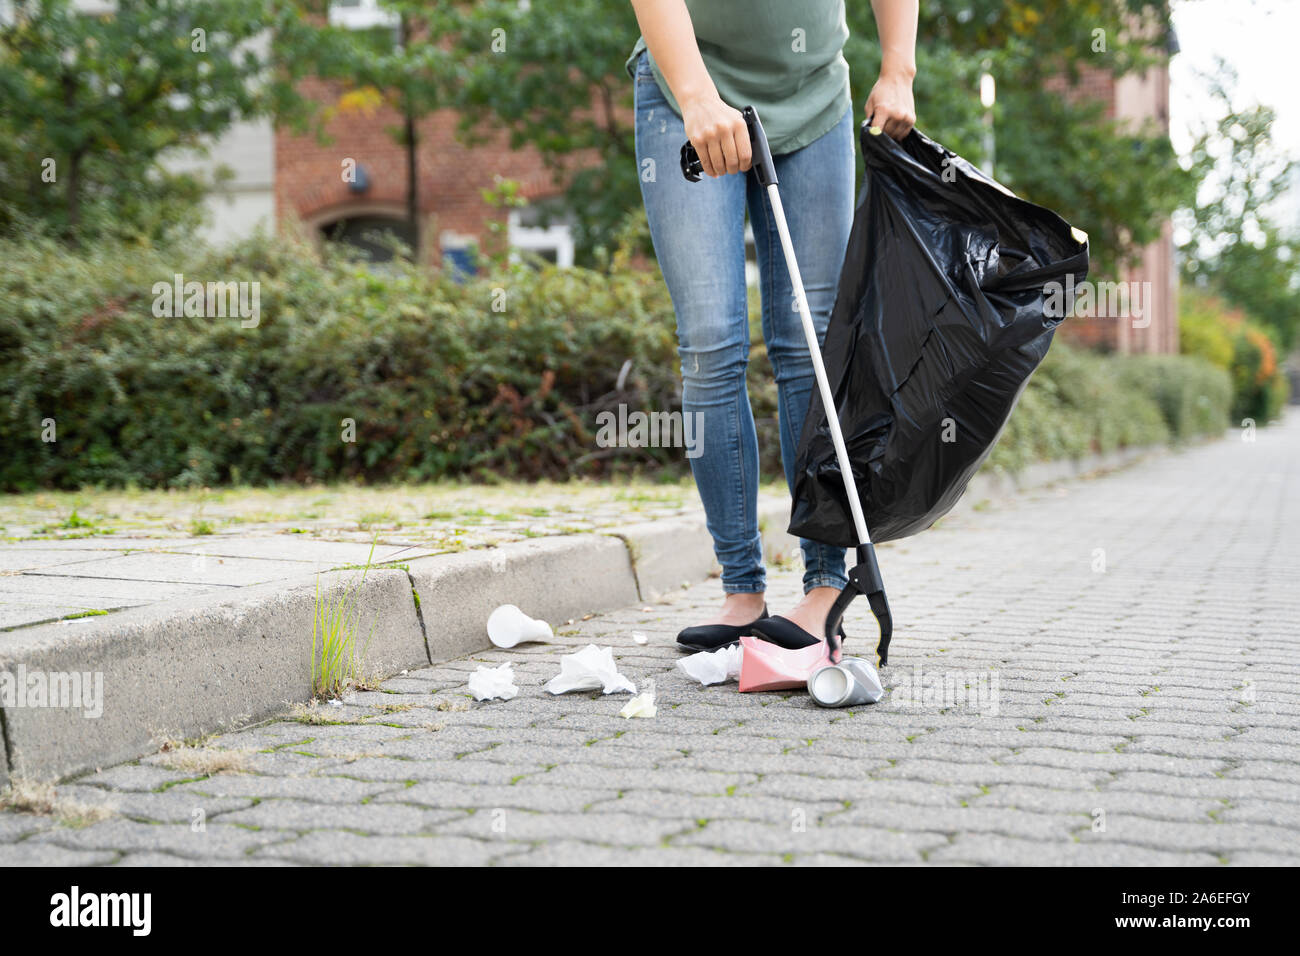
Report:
748,108,855,625
635,54,766,613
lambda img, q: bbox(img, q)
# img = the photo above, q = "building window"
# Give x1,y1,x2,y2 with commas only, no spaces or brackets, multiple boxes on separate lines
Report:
328,0,399,30
507,203,574,268
328,0,399,53
439,231,478,279
321,215,416,263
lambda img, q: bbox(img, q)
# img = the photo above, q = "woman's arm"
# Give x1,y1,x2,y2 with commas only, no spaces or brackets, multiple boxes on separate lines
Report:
866,0,918,139
630,0,751,178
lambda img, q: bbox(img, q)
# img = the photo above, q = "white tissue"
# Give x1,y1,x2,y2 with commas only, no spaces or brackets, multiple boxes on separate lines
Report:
620,679,657,719
545,644,636,695
467,662,519,701
677,644,743,686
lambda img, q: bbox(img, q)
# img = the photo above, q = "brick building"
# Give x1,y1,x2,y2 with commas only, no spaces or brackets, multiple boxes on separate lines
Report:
175,0,574,265
1050,54,1179,355
273,76,568,268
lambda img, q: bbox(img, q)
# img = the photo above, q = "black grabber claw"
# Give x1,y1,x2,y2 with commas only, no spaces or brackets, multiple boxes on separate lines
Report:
824,544,893,667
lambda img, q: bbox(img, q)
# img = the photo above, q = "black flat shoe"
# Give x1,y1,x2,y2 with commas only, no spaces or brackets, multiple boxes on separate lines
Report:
748,615,847,650
676,606,769,652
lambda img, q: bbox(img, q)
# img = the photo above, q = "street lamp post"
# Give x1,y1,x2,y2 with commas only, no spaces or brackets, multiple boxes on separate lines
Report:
979,66,996,178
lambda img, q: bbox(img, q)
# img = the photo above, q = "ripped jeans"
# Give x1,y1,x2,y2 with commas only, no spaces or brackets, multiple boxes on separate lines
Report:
633,51,853,594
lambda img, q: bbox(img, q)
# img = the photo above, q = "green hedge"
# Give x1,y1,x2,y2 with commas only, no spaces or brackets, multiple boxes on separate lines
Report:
986,344,1231,473
0,231,690,490
0,232,1234,491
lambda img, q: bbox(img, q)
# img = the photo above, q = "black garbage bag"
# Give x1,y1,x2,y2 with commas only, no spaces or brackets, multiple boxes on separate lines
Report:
789,126,1090,548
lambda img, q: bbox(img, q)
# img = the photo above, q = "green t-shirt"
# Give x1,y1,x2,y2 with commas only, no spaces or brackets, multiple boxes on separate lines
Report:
626,0,851,154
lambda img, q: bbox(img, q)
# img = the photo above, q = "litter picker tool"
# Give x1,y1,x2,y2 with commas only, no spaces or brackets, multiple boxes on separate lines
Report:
681,107,893,667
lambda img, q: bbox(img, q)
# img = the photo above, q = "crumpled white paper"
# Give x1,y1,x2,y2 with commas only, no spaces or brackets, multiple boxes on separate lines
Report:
545,644,636,695
676,644,743,686
467,662,519,701
619,679,656,719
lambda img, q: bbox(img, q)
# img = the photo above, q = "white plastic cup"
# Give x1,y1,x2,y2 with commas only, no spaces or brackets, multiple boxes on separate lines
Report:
486,604,554,648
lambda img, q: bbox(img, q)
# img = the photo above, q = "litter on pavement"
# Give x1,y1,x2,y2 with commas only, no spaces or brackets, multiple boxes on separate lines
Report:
544,644,637,696
467,662,519,701
619,679,657,719
486,604,553,648
677,644,743,686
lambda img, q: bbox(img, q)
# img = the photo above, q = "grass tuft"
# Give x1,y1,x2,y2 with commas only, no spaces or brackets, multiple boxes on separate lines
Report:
311,542,378,699
154,743,253,776
0,779,114,827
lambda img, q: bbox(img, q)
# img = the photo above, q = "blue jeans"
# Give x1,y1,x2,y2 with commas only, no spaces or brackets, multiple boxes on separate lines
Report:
633,51,852,595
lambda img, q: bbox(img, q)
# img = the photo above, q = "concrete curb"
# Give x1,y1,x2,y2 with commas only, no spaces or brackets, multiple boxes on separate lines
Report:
0,568,426,784
0,711,9,789
0,445,1162,785
407,534,640,664
609,497,799,602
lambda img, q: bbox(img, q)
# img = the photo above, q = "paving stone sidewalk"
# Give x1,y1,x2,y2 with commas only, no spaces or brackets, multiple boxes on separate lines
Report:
0,481,716,630
2,417,1297,866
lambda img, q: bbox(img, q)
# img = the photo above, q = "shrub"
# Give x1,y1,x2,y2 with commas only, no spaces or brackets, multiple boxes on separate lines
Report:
1115,354,1233,442
1178,287,1236,369
1179,286,1289,425
1230,325,1288,425
988,343,1231,472
0,232,1240,491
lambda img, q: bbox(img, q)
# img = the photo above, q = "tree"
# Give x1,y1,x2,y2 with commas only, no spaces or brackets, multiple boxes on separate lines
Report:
404,0,1188,271
1178,59,1300,351
0,0,359,241
370,1,640,263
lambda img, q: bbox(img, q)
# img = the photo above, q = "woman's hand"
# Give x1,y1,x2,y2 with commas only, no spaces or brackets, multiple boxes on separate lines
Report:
681,92,752,178
629,0,751,176
864,70,917,140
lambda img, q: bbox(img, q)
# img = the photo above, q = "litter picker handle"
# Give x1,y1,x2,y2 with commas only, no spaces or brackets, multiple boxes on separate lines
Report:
679,105,777,186
743,106,778,186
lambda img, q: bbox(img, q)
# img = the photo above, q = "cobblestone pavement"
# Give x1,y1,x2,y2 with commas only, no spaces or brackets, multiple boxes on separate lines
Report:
2,418,1297,866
